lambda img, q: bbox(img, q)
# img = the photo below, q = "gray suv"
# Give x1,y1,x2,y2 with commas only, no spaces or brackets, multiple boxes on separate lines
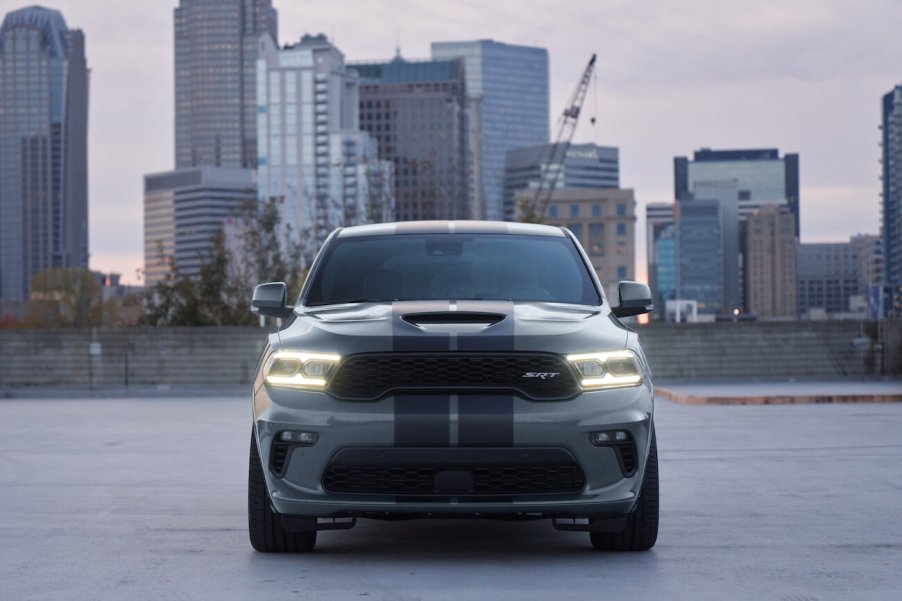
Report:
248,221,657,552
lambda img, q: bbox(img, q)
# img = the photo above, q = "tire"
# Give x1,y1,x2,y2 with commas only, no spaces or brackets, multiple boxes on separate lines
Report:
590,426,659,551
248,429,317,552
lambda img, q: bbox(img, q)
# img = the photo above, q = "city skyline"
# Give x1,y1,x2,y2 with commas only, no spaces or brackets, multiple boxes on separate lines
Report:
17,0,899,283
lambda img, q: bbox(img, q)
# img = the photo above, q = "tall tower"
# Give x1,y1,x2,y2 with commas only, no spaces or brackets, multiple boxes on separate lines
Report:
174,0,277,168
432,40,549,221
882,86,902,315
0,7,89,301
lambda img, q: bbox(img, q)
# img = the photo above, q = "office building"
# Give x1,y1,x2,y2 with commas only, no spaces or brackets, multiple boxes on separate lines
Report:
675,200,724,314
257,34,393,255
503,143,619,221
645,202,675,316
744,206,797,318
881,87,902,316
174,0,277,168
522,188,635,298
432,40,549,221
355,55,470,221
0,7,89,302
797,241,862,317
674,148,800,237
144,168,256,286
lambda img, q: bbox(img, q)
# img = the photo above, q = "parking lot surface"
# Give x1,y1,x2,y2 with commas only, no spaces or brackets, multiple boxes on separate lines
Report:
1,393,900,601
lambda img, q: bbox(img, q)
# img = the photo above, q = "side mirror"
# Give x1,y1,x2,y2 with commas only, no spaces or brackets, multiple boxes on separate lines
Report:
611,281,654,318
251,282,293,319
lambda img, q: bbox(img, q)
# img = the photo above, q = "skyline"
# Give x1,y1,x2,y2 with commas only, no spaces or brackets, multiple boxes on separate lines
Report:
20,0,900,284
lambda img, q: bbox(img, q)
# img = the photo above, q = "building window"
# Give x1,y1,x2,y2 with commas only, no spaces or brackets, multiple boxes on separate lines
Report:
570,204,579,218
616,203,626,216
617,266,627,279
616,223,627,236
568,224,583,239
548,206,558,218
592,204,601,217
590,223,603,240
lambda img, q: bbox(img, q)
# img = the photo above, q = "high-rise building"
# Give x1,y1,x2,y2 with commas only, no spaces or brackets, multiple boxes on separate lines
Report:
143,168,256,286
257,34,393,256
521,188,635,298
645,202,675,316
744,206,797,318
503,143,619,221
355,55,470,221
684,181,741,312
797,242,861,317
174,0,277,168
675,200,724,314
431,40,549,221
0,7,89,302
674,148,800,237
881,87,902,315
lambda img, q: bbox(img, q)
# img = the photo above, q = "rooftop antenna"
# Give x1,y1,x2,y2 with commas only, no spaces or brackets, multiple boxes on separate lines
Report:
395,27,402,59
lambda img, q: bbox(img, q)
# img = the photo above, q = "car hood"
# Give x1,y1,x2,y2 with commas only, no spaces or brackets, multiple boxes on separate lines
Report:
277,300,629,356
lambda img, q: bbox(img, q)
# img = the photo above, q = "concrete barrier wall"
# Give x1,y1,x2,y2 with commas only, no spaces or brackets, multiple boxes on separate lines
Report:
0,321,898,389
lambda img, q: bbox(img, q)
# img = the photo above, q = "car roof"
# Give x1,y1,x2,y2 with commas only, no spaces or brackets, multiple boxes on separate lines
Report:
336,220,566,238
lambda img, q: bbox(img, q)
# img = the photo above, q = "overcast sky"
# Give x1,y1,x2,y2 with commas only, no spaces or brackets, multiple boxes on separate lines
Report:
28,0,902,283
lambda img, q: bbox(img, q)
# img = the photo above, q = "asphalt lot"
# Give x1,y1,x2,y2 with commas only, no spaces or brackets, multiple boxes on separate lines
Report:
1,393,900,601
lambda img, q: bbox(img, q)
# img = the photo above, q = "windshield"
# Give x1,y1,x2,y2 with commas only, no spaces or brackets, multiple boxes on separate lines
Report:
303,233,601,306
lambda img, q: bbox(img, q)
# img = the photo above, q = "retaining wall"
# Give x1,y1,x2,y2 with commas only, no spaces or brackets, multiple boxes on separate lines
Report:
0,321,898,389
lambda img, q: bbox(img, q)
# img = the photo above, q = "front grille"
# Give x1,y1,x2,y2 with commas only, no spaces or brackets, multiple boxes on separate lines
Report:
322,464,586,496
328,353,579,400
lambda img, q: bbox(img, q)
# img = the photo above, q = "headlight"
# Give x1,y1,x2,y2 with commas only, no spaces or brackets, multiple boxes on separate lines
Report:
264,350,341,390
566,350,643,391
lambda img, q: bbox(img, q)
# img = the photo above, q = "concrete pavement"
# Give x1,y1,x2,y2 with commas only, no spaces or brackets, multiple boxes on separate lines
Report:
1,394,900,600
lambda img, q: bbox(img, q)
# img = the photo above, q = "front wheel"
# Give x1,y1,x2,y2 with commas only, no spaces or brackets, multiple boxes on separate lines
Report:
590,427,659,551
248,429,317,552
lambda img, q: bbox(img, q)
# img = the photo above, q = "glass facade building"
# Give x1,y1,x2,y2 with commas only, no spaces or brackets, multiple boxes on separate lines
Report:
882,86,902,316
431,40,549,221
674,148,800,237
0,7,89,302
257,34,393,259
676,200,724,314
355,56,470,221
174,0,277,168
503,143,618,221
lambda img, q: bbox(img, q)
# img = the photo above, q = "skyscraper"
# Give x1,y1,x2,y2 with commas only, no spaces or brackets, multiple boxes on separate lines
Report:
645,203,675,316
257,34,394,256
355,55,470,221
0,7,89,302
174,0,277,168
674,148,800,237
744,206,797,318
881,86,902,316
143,168,256,286
675,200,723,314
431,40,549,221
503,143,619,221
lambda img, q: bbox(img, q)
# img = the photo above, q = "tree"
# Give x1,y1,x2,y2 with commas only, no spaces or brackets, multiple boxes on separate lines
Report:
23,268,103,328
141,197,308,326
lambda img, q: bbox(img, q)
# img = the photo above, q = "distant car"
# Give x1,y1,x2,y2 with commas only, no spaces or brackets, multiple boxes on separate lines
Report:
248,221,657,552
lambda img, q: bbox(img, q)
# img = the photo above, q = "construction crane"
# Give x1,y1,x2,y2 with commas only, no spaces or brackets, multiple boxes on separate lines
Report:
520,53,597,223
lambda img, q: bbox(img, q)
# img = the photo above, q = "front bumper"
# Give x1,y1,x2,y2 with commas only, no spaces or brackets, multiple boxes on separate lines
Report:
252,381,654,519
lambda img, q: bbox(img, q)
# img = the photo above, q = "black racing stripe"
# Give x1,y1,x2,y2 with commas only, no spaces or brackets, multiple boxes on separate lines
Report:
456,300,516,447
393,301,453,352
457,394,514,447
456,300,515,351
393,301,452,448
394,394,451,447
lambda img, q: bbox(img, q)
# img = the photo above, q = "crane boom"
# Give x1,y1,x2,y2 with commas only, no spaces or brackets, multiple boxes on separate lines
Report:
521,53,596,223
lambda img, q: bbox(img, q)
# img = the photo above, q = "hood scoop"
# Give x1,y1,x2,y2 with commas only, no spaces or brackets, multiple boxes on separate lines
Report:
403,312,506,326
